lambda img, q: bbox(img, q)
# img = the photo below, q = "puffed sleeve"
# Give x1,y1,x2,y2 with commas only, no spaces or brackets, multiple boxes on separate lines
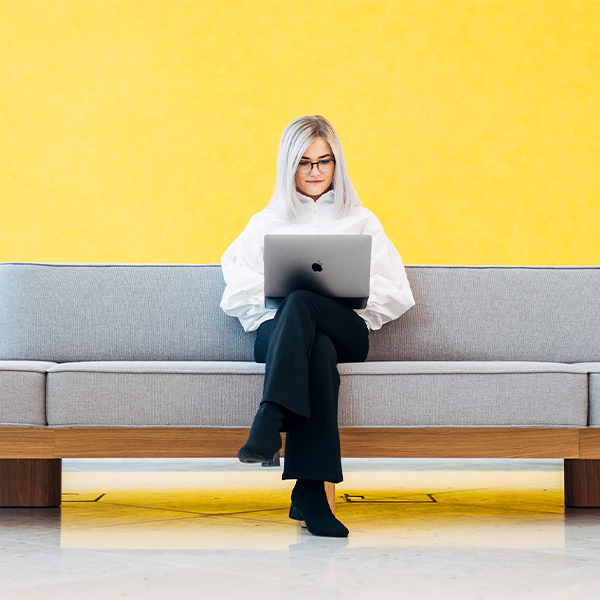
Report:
355,211,416,330
219,213,277,332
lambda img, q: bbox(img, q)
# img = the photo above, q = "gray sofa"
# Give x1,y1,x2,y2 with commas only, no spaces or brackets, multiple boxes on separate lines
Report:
1,262,600,508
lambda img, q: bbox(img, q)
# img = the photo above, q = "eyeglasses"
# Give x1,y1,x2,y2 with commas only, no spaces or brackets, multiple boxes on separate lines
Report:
297,158,336,174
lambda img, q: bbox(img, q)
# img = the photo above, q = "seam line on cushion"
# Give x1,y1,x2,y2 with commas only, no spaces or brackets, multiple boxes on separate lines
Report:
338,424,588,429
0,368,59,374
47,370,265,375
406,265,600,270
0,423,49,428
336,371,589,376
44,424,253,428
0,263,220,268
45,370,587,376
44,423,588,429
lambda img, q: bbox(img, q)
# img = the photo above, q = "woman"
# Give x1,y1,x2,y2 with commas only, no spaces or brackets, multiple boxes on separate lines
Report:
220,115,415,537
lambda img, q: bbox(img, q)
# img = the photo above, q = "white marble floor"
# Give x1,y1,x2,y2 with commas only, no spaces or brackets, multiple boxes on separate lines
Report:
1,458,600,599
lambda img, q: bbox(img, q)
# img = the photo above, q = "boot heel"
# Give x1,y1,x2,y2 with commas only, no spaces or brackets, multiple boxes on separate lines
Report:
289,502,303,521
261,450,280,467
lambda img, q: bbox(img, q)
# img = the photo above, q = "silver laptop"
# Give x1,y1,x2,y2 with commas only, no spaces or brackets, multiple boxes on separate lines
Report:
264,234,372,309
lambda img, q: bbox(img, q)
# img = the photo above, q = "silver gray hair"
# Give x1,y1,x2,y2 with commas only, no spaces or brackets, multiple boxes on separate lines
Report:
267,115,361,221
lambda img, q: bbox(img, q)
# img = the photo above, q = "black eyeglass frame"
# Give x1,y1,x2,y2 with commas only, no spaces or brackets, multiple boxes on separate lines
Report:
297,158,337,172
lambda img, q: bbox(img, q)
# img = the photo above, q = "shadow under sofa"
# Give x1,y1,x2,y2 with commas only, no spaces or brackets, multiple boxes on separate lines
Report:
1,262,600,509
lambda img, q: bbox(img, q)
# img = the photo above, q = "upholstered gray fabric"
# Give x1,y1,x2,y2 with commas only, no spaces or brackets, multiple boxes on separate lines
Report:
592,374,600,427
1,263,597,432
2,263,600,364
0,360,57,426
46,361,265,428
0,263,254,362
45,361,588,428
368,266,600,363
573,363,600,426
338,361,588,428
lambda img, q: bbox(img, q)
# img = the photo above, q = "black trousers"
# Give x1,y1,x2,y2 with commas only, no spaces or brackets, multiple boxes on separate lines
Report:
254,289,370,483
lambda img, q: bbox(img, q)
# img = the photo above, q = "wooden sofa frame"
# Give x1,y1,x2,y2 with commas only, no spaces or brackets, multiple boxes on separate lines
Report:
2,427,600,509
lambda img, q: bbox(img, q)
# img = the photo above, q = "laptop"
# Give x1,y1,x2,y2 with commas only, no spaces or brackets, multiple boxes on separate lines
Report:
264,234,372,309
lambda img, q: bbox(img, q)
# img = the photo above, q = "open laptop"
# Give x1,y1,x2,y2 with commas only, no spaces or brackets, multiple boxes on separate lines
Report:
264,234,372,309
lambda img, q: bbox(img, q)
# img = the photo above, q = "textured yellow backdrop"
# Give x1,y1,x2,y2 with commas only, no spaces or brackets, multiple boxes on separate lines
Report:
1,0,599,265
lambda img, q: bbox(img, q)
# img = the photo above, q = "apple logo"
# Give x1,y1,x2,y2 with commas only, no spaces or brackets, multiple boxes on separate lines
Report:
311,262,323,272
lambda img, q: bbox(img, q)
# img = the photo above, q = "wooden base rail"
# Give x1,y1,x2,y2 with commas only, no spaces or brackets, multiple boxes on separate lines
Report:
2,427,600,507
2,427,599,459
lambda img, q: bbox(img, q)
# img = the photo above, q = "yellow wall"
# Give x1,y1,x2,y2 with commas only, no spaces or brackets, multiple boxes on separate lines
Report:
1,0,599,265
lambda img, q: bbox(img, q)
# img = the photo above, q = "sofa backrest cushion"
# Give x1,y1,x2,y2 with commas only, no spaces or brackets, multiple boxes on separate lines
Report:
0,263,253,362
1,263,599,362
370,265,600,362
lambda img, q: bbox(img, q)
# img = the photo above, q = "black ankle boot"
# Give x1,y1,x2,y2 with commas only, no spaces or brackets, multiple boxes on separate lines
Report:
290,479,349,537
238,401,285,463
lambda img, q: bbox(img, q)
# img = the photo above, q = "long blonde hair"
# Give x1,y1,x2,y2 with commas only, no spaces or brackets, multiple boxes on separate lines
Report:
267,115,360,221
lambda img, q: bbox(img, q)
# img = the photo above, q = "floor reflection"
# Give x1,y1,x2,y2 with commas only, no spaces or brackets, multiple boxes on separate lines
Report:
1,458,599,599
57,461,566,550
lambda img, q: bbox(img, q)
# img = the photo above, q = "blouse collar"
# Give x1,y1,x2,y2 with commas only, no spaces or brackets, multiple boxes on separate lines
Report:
297,188,335,205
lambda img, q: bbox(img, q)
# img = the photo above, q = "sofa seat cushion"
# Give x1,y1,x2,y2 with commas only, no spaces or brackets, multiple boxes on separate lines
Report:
46,361,265,428
338,361,588,427
572,363,600,426
45,361,589,428
0,360,57,426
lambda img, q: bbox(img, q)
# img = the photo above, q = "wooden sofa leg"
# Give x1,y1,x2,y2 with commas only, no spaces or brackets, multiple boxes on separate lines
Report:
0,459,62,507
325,481,336,516
564,459,600,508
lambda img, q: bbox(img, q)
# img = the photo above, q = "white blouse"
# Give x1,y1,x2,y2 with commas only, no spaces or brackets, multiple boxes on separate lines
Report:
219,189,416,332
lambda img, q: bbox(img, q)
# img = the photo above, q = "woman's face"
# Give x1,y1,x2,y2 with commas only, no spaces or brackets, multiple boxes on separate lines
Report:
295,137,335,201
